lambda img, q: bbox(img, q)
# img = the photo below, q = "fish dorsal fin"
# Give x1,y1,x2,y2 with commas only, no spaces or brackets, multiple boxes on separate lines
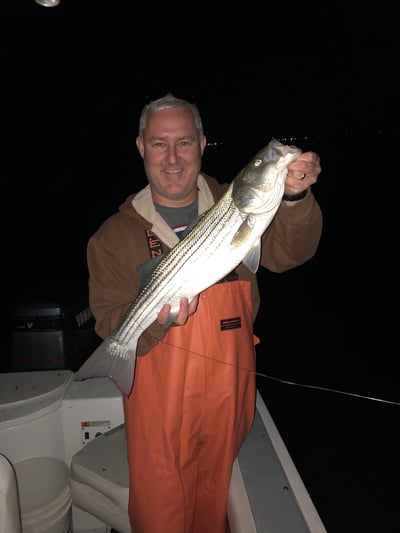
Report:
179,209,210,239
136,210,211,290
136,254,166,291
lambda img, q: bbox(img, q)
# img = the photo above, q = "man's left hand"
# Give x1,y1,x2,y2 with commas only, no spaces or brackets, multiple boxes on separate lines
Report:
284,151,321,195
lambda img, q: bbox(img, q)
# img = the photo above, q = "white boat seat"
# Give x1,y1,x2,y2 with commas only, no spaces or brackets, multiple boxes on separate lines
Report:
69,423,130,533
0,453,22,533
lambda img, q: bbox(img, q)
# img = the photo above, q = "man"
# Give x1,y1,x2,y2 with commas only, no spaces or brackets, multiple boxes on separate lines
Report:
87,92,323,532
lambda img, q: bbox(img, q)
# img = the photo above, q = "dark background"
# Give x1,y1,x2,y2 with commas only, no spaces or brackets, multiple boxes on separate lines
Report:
1,2,399,532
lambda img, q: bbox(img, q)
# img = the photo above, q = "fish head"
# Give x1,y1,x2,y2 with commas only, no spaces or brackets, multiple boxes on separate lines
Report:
232,138,302,214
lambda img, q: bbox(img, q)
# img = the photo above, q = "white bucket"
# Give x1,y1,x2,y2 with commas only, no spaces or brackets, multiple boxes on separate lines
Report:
14,457,72,533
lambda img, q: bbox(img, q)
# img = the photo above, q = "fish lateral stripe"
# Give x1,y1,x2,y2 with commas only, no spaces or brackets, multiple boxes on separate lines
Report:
75,138,302,396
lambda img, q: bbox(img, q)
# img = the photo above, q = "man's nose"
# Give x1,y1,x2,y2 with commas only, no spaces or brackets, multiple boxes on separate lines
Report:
166,145,178,163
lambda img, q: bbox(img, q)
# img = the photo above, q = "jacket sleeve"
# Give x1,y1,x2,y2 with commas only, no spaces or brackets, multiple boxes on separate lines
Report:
260,190,323,272
87,228,171,356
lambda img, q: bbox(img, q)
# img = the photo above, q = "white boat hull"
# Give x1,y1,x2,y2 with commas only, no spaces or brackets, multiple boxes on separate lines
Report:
0,371,326,532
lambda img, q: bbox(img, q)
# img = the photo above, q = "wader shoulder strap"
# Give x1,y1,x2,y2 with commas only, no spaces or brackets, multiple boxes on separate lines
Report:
145,228,164,259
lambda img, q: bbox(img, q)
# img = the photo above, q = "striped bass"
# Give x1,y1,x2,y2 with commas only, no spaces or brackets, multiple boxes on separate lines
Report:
75,138,302,396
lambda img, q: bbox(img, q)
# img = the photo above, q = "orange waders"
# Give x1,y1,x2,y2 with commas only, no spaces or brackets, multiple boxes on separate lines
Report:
123,280,258,533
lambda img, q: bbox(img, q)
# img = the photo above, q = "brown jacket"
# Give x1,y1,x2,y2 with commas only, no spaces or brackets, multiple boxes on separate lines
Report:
87,173,323,355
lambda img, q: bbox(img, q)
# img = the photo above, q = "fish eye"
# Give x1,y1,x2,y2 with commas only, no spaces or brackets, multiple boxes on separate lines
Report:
254,158,263,167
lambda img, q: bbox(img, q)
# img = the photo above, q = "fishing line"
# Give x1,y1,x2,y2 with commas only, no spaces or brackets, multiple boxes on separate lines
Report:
254,371,400,406
160,339,400,407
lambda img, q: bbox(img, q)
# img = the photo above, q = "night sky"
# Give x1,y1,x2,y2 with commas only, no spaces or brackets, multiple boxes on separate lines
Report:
1,5,399,530
2,3,399,328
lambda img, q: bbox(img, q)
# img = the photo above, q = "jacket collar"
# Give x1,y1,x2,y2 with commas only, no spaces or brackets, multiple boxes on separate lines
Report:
131,173,215,249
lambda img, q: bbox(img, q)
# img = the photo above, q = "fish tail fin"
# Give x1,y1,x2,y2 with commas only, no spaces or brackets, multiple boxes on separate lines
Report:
74,338,136,397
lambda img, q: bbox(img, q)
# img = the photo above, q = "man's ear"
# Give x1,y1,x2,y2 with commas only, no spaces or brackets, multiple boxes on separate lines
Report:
136,136,144,158
200,135,207,156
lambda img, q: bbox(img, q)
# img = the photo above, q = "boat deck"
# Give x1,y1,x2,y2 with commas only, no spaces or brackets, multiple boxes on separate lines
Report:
71,389,327,533
229,390,326,533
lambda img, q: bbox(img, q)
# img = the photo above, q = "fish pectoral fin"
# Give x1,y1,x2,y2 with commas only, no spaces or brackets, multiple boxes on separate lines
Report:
137,254,167,291
242,241,262,273
231,216,257,249
231,218,261,273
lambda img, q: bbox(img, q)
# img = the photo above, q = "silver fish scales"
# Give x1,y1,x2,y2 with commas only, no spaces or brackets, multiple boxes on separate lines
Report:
75,138,302,395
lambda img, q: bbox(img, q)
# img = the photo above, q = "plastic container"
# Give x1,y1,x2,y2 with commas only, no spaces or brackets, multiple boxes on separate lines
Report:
0,370,73,463
14,457,72,533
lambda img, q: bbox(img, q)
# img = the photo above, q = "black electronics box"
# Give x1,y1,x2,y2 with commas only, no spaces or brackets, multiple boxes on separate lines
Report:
12,296,101,372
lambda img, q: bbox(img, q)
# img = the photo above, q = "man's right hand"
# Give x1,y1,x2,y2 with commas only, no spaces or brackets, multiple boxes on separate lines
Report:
157,295,199,326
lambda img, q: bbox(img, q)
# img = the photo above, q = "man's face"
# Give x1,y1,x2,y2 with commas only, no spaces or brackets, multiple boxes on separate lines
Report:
136,106,206,207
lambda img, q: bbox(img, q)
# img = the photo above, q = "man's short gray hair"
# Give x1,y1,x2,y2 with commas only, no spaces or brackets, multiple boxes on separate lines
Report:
138,92,204,139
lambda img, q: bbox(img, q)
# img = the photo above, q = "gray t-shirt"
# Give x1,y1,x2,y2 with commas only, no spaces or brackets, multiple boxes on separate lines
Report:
155,199,198,239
